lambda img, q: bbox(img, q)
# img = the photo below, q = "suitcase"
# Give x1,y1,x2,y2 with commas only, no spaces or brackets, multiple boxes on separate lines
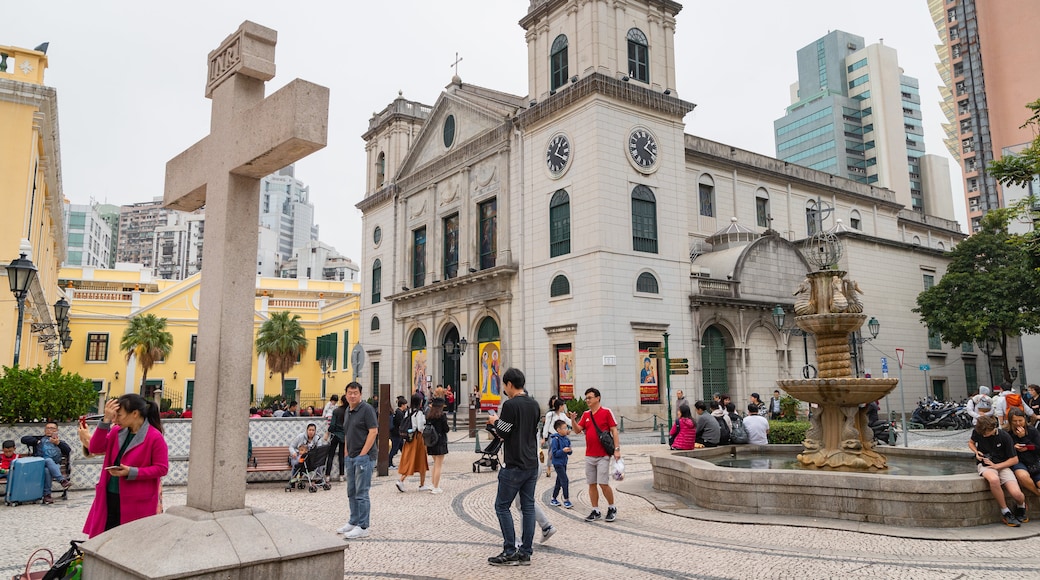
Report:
5,456,46,505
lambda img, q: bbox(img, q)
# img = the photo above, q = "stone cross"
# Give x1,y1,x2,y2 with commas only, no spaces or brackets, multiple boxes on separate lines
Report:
164,21,328,512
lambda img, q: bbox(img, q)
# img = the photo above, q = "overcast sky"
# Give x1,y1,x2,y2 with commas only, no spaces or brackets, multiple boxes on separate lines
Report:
5,0,964,261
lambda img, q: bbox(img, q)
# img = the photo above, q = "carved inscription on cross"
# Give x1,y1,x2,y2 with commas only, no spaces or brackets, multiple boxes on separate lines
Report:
163,21,328,512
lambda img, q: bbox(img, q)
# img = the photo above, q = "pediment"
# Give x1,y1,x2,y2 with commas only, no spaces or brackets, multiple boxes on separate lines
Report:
397,83,521,181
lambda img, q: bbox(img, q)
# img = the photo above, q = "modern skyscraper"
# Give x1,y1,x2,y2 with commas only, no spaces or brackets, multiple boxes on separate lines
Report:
929,0,1040,232
774,30,953,220
258,165,319,269
63,201,114,268
116,198,170,268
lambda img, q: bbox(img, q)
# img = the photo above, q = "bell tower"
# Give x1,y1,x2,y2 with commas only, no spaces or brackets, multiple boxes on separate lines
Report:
520,0,681,103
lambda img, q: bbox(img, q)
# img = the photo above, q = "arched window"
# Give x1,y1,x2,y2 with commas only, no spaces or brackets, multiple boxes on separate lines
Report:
550,275,570,297
912,235,921,246
698,174,715,218
376,152,385,188
627,28,649,83
410,329,427,350
371,259,381,304
937,241,945,251
849,209,862,231
549,189,570,257
636,272,659,294
631,185,658,253
370,316,380,331
755,187,770,228
478,317,500,343
550,35,569,91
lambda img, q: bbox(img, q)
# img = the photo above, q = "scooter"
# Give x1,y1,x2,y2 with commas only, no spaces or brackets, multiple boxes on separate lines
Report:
870,420,898,445
911,400,961,429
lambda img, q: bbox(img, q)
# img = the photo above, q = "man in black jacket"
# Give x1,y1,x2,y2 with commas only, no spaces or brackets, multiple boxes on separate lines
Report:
22,422,72,503
486,368,540,566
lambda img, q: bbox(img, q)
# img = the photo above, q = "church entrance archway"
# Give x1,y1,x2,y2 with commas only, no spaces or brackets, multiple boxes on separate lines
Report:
701,326,728,400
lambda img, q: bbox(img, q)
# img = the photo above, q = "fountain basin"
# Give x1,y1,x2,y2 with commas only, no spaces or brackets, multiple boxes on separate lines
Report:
651,445,1005,527
778,378,898,406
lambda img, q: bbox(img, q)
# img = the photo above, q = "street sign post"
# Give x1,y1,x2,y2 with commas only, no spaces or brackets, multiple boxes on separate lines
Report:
668,358,689,375
895,348,907,447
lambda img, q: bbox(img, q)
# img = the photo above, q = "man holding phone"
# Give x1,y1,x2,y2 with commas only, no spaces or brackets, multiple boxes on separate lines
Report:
21,423,72,503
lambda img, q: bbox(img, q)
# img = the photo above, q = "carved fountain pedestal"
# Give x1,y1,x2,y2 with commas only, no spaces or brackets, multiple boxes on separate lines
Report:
777,270,898,469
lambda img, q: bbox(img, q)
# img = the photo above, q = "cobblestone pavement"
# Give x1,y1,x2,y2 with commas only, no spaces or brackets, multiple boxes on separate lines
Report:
5,429,1039,579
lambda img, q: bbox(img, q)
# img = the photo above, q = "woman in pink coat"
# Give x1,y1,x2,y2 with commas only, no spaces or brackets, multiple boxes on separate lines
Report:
669,404,698,450
83,393,168,538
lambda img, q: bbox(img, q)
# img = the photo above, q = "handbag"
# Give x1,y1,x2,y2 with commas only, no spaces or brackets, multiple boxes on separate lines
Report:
42,541,83,580
590,411,615,456
16,548,52,580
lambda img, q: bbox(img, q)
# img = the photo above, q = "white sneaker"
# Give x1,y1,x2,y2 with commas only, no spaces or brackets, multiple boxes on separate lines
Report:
344,526,370,539
430,487,444,494
418,484,433,491
395,480,405,493
336,523,356,534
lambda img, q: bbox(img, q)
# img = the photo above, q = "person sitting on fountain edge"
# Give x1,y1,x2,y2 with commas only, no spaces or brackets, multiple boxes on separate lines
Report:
693,401,720,448
969,415,1028,526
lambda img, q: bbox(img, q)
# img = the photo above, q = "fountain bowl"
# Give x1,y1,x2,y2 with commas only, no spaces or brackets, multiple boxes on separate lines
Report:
778,378,899,406
651,445,1005,527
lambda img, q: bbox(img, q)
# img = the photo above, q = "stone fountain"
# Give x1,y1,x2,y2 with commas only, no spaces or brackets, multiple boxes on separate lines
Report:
778,232,898,469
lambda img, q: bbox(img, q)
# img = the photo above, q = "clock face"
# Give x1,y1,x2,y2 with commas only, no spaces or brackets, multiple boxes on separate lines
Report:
545,133,571,177
628,128,658,170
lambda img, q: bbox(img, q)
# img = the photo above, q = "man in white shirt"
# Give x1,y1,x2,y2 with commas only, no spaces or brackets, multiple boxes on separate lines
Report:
743,404,770,445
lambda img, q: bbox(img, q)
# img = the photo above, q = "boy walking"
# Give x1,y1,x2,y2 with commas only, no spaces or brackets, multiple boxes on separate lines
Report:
969,415,1028,526
548,420,573,509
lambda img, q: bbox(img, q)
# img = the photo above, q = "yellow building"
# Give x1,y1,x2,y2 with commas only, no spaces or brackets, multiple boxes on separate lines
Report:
0,44,68,369
59,265,361,411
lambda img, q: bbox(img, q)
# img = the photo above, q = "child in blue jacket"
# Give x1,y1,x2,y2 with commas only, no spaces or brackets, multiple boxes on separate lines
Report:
548,420,573,508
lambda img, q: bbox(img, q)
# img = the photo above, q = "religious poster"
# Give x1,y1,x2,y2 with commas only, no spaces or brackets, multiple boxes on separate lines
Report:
412,348,429,397
557,347,574,400
638,346,660,404
444,214,459,279
479,340,502,410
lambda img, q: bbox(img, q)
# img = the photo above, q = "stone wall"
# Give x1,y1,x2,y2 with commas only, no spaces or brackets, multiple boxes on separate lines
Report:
0,417,329,490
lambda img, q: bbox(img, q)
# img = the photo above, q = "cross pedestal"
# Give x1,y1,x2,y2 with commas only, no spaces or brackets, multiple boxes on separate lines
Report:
81,22,342,578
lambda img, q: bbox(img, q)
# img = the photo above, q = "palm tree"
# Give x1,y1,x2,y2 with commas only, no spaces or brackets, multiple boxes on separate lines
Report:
255,311,308,399
120,313,174,394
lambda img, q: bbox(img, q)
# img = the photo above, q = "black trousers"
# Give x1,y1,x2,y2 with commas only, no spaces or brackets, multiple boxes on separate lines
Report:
105,491,121,531
325,436,346,476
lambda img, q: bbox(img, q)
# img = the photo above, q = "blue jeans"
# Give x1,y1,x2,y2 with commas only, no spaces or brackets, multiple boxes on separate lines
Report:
345,455,373,529
552,464,569,500
494,467,539,556
43,457,63,490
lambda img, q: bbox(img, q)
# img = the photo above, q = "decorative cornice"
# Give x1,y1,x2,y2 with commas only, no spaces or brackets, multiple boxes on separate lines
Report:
388,265,517,302
396,124,512,195
355,184,396,213
517,72,694,129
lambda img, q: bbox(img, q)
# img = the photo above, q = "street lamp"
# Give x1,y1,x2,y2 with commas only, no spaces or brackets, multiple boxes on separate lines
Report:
32,297,73,355
1010,366,1019,387
849,316,881,377
6,253,38,367
979,336,998,387
318,354,334,400
444,336,467,432
772,305,816,379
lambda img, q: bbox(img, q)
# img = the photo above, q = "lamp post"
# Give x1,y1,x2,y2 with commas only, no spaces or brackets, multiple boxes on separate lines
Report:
1010,366,1019,388
444,336,467,432
979,336,998,387
6,253,38,367
849,316,880,377
772,305,816,379
318,355,333,401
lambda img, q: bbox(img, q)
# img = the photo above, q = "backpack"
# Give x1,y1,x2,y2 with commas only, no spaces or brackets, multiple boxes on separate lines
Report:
729,414,749,444
715,415,731,445
1005,393,1026,420
398,410,416,442
422,421,440,447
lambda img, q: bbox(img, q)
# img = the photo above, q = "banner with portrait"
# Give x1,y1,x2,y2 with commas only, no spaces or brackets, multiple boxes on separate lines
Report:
411,348,429,397
638,346,660,404
557,348,574,400
479,341,502,410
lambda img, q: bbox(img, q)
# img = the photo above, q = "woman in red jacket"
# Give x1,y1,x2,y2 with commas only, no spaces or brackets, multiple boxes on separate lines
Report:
83,394,168,538
669,404,698,450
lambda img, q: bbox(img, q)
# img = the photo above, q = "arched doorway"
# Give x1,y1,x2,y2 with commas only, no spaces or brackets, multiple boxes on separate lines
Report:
441,326,460,409
701,326,728,400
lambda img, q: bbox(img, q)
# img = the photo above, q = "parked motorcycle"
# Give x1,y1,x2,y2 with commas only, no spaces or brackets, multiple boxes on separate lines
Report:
910,398,963,430
870,420,898,445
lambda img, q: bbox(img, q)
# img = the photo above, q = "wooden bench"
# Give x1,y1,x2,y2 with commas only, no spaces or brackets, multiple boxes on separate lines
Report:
246,447,291,473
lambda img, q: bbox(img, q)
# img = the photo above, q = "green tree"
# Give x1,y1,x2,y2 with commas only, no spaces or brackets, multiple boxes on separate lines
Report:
120,313,174,394
988,98,1040,187
913,211,1040,384
0,362,97,423
255,311,308,396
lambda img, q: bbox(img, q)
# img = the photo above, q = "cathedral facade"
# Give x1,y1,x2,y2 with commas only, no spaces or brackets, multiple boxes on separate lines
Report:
357,0,1000,418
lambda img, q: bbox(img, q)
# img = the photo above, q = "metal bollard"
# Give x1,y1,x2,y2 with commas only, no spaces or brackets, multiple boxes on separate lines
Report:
619,416,625,433
474,432,482,453
652,414,658,430
659,424,667,444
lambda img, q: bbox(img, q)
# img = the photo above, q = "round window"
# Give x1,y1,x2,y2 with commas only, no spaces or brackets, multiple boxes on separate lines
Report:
373,226,382,246
443,115,456,148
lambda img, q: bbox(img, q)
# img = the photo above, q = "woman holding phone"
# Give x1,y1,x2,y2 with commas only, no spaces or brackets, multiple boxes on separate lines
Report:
83,394,168,538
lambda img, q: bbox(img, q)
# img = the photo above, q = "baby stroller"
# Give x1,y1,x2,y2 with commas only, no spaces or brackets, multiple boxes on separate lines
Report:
473,432,502,473
286,445,332,493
